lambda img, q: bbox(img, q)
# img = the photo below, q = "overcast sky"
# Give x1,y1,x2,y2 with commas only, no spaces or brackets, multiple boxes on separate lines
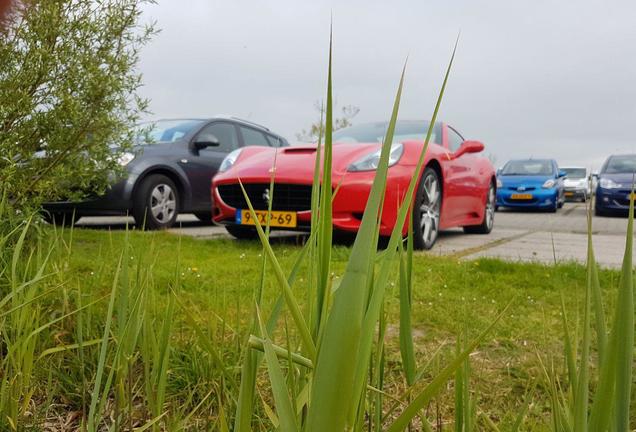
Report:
138,0,636,171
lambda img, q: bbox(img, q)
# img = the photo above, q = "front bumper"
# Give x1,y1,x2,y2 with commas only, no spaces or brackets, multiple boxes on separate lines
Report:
595,187,635,212
212,165,416,237
42,176,136,216
496,188,558,209
564,187,588,200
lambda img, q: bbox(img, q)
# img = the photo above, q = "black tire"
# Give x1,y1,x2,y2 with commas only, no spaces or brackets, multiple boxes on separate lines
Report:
595,206,607,217
132,174,179,230
464,181,495,234
194,212,214,224
42,211,78,227
225,224,258,240
549,201,558,213
412,167,442,250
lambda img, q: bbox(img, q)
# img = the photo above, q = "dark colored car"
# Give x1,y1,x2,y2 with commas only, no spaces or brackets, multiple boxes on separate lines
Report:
496,159,566,212
595,154,636,216
43,117,289,229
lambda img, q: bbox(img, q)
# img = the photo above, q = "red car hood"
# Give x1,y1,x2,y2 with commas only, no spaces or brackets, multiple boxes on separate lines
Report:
223,142,383,183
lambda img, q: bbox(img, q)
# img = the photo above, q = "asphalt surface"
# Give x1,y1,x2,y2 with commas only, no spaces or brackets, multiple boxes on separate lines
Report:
74,202,636,268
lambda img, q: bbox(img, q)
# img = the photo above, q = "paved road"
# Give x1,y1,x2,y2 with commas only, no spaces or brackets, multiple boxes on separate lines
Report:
74,202,635,268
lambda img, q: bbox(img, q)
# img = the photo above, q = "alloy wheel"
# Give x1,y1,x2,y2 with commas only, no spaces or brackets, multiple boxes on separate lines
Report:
150,183,176,223
485,184,495,230
420,173,440,247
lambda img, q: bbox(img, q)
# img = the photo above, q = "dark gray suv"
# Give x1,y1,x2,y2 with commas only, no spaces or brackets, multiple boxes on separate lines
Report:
43,117,289,229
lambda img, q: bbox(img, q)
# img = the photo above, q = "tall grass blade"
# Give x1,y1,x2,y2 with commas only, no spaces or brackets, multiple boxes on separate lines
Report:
257,309,299,432
399,228,416,386
238,179,316,358
87,253,123,431
315,26,334,334
307,54,407,432
612,188,634,430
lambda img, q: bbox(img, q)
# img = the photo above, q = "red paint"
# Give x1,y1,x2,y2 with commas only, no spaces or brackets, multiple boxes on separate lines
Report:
212,123,495,237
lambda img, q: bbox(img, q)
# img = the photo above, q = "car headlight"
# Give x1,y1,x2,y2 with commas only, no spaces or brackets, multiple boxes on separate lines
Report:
347,143,404,172
117,152,135,166
496,178,503,188
219,148,242,172
542,179,556,189
599,178,619,189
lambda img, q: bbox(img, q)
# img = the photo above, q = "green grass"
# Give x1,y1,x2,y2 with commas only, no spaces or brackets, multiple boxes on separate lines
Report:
41,226,621,429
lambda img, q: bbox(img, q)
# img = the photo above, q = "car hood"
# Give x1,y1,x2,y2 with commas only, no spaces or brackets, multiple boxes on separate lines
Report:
599,173,636,187
225,143,385,182
498,175,552,188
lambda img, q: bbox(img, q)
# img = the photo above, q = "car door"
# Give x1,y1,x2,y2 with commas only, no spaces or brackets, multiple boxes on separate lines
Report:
185,121,240,211
441,125,481,223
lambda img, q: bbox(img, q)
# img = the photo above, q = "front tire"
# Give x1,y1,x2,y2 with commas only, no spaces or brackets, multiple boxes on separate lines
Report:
225,224,258,240
464,182,495,234
412,167,442,250
132,174,179,230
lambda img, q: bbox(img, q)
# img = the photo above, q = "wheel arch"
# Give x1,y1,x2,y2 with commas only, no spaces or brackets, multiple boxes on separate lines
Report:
425,158,443,193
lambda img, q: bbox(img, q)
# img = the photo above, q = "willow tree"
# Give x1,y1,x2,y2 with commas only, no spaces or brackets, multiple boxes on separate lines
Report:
0,0,155,209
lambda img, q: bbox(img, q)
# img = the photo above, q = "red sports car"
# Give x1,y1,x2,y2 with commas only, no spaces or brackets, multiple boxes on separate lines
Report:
211,121,496,249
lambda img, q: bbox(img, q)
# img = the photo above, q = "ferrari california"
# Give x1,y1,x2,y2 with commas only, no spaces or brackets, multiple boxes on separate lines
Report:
211,121,496,249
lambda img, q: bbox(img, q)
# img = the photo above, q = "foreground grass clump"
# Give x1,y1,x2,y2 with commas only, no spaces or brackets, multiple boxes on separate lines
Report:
0,216,632,429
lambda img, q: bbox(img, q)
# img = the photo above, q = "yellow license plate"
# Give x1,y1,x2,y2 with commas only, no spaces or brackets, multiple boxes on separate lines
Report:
564,191,574,196
236,209,297,228
511,193,533,200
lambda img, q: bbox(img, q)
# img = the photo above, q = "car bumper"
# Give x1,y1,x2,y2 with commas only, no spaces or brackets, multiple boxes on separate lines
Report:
42,176,136,216
595,188,635,212
212,166,415,237
564,187,588,200
496,189,558,209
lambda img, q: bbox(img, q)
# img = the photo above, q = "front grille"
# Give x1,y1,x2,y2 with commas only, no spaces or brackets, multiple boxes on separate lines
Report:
507,186,536,191
217,183,313,211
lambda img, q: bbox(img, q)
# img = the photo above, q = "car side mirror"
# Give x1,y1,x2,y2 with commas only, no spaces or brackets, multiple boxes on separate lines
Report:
453,140,484,158
194,133,220,150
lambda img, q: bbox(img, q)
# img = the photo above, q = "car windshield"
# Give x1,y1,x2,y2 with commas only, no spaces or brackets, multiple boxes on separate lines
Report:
332,121,437,144
603,155,636,174
562,168,586,179
135,119,205,144
501,160,554,176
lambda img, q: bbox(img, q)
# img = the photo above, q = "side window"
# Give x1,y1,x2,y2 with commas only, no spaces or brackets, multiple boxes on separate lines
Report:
240,126,270,147
266,134,282,147
197,122,238,152
447,126,464,153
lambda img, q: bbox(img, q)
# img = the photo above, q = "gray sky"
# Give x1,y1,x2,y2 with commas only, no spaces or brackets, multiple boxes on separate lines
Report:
138,0,636,171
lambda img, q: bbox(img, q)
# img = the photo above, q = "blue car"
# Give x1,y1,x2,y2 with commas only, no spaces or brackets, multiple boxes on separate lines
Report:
595,154,636,216
496,159,566,212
